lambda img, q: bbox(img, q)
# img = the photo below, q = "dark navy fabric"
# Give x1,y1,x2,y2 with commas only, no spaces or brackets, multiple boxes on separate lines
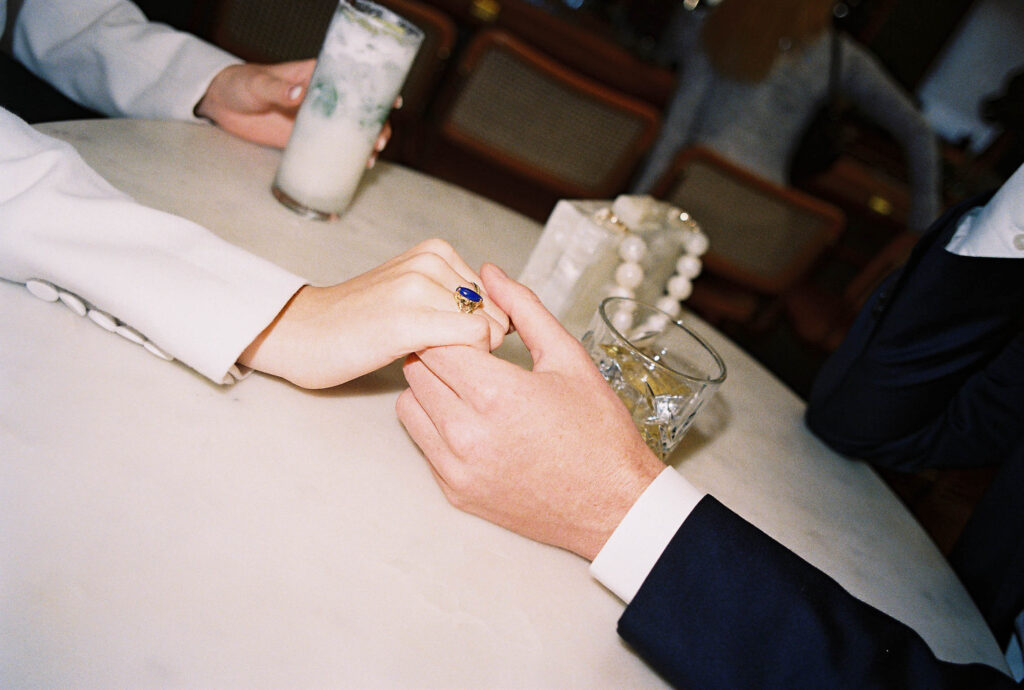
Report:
618,497,1017,688
805,194,1024,644
614,199,1023,687
806,192,1022,471
948,441,1024,646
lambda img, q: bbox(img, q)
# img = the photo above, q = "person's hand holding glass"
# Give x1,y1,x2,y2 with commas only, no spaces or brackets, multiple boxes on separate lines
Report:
271,0,424,219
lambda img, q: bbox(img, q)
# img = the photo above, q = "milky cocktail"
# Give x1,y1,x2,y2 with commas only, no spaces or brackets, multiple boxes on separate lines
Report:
272,1,423,219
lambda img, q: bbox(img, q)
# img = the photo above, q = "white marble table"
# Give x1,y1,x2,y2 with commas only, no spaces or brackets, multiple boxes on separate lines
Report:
0,119,1007,687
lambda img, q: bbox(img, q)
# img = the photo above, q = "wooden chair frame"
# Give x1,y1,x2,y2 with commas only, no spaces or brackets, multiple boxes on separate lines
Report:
653,146,845,295
422,0,675,107
435,28,661,199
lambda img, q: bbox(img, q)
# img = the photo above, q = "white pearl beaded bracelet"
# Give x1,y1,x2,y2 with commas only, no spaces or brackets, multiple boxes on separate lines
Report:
592,199,709,332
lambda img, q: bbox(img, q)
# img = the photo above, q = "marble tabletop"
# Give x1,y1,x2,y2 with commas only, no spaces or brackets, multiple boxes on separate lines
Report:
0,119,1007,687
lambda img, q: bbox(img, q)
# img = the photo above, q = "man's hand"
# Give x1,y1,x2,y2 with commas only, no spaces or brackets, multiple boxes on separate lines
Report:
397,264,664,561
239,239,509,389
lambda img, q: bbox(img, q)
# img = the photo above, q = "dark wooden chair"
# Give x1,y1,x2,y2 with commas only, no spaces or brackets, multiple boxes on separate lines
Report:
420,0,676,108
421,28,661,220
784,229,919,352
651,146,845,330
208,0,335,62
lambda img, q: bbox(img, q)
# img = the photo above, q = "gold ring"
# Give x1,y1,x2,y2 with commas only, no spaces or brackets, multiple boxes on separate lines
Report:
454,282,483,314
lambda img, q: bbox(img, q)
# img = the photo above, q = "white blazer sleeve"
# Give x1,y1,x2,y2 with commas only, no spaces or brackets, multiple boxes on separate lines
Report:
0,108,306,383
10,0,240,120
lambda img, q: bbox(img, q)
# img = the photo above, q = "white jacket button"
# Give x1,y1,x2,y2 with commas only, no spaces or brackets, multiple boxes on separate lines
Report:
143,340,173,361
115,324,146,345
87,309,118,332
26,279,59,302
58,290,88,316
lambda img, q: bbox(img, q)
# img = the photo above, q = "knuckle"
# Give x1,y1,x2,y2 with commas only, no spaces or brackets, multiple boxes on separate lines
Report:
414,238,456,261
468,315,491,341
449,472,472,496
473,381,504,412
423,237,456,255
403,250,448,279
443,420,488,459
444,485,473,511
392,271,434,301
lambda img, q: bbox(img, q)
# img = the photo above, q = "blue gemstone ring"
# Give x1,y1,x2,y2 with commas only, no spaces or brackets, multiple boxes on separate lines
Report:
454,283,483,314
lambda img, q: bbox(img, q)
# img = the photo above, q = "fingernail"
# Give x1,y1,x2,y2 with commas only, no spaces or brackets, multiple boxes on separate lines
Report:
288,85,303,100
367,156,376,169
375,138,387,152
394,95,403,109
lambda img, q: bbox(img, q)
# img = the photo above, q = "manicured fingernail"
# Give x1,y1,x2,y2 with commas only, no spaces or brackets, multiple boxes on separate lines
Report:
367,156,376,169
288,85,303,100
375,138,387,152
394,95,403,109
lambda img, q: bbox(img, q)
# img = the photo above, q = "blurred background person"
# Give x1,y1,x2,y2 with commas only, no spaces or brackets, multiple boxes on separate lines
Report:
632,0,941,232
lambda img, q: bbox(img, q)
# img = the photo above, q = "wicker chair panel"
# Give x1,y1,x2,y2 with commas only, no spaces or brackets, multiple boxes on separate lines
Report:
446,49,647,191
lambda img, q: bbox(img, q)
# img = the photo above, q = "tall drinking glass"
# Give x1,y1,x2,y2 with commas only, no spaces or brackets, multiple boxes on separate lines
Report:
272,0,423,220
581,297,726,460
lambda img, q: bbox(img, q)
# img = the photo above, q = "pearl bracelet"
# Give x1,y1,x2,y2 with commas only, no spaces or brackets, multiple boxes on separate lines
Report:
592,200,708,332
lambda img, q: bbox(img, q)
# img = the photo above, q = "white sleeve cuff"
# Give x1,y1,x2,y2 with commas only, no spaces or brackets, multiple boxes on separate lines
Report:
945,163,1024,258
589,467,704,604
0,110,307,384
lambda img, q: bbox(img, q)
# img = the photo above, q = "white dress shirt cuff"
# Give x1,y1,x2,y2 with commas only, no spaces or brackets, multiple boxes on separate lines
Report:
589,467,704,604
946,163,1024,258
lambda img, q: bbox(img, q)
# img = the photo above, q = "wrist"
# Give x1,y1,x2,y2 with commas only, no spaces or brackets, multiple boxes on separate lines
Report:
193,65,235,123
238,284,313,379
589,467,704,603
576,449,664,561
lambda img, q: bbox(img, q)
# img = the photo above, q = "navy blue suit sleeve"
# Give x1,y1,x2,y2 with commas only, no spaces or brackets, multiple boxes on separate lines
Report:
805,194,1024,471
617,497,1017,689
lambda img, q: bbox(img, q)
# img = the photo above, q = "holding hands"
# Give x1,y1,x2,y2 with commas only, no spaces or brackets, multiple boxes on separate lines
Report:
240,240,509,389
397,264,664,561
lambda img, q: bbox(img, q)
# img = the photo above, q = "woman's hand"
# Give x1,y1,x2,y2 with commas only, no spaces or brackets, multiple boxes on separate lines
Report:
195,60,314,148
239,239,510,389
195,61,394,165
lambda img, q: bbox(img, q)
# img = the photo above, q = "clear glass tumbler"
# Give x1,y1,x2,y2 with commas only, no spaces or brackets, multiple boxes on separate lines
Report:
581,297,726,460
272,0,424,220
